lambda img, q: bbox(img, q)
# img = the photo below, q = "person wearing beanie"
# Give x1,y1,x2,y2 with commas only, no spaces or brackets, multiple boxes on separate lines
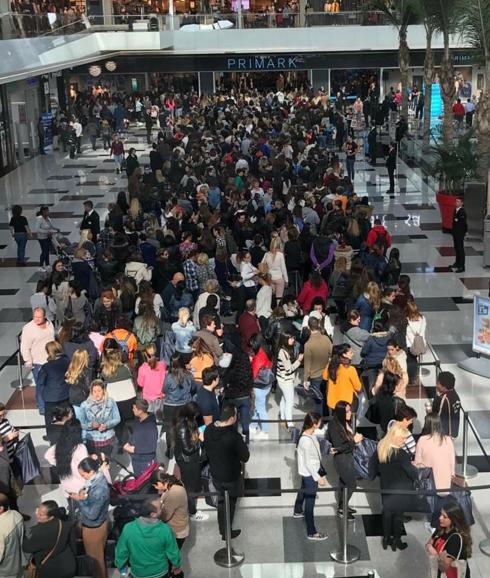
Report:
432,372,461,438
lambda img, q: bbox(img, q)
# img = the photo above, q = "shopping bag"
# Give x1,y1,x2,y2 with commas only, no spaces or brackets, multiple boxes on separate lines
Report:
12,433,41,484
352,438,378,480
201,463,218,508
411,466,436,513
449,476,475,526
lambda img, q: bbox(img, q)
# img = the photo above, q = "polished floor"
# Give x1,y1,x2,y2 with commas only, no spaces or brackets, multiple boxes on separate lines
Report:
0,128,489,578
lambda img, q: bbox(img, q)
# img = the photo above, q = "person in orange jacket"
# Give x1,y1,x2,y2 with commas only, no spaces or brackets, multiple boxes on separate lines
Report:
324,344,362,411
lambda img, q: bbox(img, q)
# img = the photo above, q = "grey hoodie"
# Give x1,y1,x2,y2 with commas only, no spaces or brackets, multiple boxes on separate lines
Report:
343,325,370,366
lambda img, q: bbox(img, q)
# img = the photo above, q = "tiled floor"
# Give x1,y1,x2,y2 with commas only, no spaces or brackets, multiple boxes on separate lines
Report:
0,128,490,578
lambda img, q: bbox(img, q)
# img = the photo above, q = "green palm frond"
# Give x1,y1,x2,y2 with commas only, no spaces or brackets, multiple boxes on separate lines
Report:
457,0,490,62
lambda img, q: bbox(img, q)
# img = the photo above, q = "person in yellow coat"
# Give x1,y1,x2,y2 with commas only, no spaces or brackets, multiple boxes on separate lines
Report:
324,344,362,411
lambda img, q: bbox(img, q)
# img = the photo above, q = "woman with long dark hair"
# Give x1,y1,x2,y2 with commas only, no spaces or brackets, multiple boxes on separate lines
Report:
415,413,456,527
327,401,363,520
70,457,110,578
151,469,190,550
162,353,194,436
23,500,77,578
171,402,208,521
45,420,90,498
293,412,327,541
275,332,303,429
426,498,472,577
325,344,362,412
249,333,273,439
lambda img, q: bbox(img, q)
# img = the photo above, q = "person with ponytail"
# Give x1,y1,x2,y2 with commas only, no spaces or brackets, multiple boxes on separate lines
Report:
137,343,166,414
293,412,328,541
70,457,110,578
324,344,362,412
23,500,77,578
151,468,190,549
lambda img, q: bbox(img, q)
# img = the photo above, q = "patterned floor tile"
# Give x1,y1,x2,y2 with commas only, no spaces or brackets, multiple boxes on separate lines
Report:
459,278,490,290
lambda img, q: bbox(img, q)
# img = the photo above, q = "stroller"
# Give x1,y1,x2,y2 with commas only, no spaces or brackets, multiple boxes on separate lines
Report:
53,235,75,273
110,460,160,540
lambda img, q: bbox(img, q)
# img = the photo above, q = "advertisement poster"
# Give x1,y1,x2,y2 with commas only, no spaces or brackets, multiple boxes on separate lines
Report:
473,295,490,355
41,112,54,147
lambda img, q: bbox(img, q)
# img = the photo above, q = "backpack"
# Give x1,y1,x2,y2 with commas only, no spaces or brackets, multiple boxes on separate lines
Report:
115,332,130,362
410,333,427,356
375,230,388,252
370,311,383,332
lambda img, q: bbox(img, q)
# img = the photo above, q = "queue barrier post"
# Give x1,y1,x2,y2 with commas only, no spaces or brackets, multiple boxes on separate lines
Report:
455,411,478,480
214,490,244,568
329,486,360,564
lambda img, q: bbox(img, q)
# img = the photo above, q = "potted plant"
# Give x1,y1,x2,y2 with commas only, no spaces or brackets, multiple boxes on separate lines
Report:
430,132,478,232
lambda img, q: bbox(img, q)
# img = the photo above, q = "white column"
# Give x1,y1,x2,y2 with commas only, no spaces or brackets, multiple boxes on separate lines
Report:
379,68,384,101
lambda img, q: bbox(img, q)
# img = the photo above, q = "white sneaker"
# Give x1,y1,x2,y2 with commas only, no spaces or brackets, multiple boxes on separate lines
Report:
38,267,46,273
255,431,269,441
191,510,209,521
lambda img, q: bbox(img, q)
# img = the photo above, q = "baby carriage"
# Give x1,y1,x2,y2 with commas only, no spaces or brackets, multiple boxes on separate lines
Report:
53,235,75,273
110,460,160,539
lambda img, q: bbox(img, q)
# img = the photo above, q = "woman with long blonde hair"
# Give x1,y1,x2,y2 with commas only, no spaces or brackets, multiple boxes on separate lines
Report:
406,301,427,386
77,229,95,257
377,423,417,551
137,343,166,413
65,349,93,422
171,307,196,364
261,236,288,303
372,356,408,399
354,280,381,331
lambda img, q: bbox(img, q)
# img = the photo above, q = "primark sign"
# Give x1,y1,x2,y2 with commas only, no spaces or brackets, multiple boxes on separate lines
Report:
225,55,305,71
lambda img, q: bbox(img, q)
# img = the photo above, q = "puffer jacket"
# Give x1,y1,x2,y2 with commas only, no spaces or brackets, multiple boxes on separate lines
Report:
360,331,392,368
264,315,296,351
223,351,253,399
124,260,152,286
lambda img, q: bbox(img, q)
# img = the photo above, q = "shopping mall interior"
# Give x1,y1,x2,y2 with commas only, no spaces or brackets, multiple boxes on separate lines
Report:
0,3,488,578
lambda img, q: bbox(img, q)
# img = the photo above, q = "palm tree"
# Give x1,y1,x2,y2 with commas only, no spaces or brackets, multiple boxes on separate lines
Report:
411,0,438,148
432,0,459,145
457,0,490,177
368,0,418,117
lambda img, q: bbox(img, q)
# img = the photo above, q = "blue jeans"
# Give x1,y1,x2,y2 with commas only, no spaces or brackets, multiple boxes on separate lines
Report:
253,386,271,433
294,476,318,535
14,233,28,263
230,397,250,439
309,377,324,414
32,364,44,414
38,238,51,267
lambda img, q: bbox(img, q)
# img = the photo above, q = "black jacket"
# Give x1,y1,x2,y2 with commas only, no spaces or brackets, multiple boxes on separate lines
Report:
378,449,417,512
373,393,406,433
71,260,92,293
38,356,70,403
68,366,93,406
386,148,397,171
452,207,467,238
223,351,254,399
173,420,201,464
327,418,356,454
128,414,158,458
284,239,303,271
23,518,77,578
80,210,100,240
203,423,250,482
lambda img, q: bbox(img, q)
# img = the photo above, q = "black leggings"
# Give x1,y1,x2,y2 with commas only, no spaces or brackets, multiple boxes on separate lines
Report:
333,453,357,509
382,509,404,541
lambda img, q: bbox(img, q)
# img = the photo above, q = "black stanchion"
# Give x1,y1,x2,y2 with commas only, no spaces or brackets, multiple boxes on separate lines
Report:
213,490,244,568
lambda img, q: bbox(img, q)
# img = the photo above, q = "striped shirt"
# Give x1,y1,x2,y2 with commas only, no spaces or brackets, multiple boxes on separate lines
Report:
387,419,416,457
0,418,16,460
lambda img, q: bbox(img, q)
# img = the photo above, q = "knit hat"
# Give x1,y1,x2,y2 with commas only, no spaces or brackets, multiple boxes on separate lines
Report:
438,371,455,390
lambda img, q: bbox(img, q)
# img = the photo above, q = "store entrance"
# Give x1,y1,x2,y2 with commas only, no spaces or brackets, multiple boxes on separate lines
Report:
217,70,310,93
330,69,379,100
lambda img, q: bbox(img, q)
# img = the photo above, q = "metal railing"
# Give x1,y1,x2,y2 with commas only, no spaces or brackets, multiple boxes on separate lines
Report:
0,9,390,39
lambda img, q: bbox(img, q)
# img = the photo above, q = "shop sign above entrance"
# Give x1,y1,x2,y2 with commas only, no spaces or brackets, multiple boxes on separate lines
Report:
225,55,305,71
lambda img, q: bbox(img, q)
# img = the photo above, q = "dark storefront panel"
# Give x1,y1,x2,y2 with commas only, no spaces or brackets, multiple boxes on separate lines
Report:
73,49,476,75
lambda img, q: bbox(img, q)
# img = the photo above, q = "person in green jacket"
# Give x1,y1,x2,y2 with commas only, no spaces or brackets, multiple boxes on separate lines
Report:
115,497,182,578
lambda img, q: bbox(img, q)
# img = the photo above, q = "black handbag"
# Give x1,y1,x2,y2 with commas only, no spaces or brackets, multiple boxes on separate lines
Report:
13,433,41,484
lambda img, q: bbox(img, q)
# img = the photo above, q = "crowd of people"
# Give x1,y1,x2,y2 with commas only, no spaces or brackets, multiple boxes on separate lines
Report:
0,86,473,577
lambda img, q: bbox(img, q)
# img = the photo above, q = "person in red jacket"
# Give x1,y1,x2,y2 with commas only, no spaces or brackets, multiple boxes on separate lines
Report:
238,300,261,355
366,219,392,255
297,271,329,313
452,98,465,130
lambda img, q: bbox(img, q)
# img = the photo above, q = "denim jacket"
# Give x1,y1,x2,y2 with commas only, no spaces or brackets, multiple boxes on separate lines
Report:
78,471,110,528
163,373,193,406
79,397,121,444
